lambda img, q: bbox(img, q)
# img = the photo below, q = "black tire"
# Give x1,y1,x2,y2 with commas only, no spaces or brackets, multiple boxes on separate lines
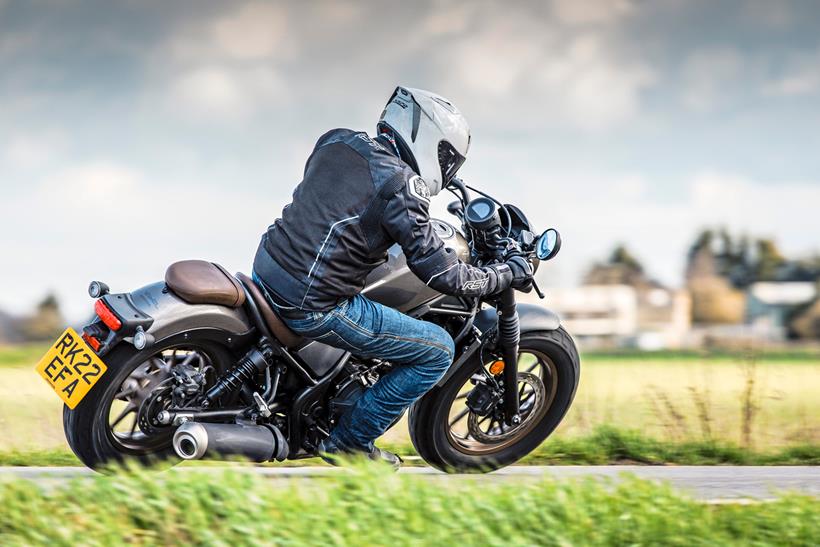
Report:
63,335,234,471
408,327,580,472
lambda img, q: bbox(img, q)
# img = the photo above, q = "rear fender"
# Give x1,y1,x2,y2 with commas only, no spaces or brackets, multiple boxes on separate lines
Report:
129,282,254,345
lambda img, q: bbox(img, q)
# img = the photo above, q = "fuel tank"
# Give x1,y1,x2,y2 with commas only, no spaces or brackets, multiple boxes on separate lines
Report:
363,219,470,312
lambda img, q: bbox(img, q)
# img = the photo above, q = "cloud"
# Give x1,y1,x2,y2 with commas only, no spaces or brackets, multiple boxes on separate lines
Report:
9,157,816,322
169,65,283,121
549,0,635,25
438,11,655,131
211,2,287,60
533,34,654,129
680,47,745,112
3,129,68,170
2,161,279,321
762,49,820,97
763,73,820,96
741,0,794,29
520,169,820,288
38,163,141,206
422,1,476,36
3,0,820,323
0,30,34,58
157,2,290,122
688,172,820,243
444,20,544,97
170,1,289,62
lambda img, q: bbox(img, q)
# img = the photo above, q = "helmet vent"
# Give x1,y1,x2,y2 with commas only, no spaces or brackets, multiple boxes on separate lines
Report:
438,141,465,184
411,98,421,142
432,96,455,112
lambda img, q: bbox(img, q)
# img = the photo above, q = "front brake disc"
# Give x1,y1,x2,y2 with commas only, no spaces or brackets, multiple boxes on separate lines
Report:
467,372,545,444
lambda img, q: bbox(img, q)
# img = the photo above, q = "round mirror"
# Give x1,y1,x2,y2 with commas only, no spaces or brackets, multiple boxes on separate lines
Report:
536,228,562,261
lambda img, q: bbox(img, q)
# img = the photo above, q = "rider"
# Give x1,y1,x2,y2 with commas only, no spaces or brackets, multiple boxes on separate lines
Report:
252,86,533,467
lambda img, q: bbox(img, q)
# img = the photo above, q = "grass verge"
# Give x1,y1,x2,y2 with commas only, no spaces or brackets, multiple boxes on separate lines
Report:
0,464,817,546
0,344,48,367
581,348,820,362
519,426,820,465
4,426,818,467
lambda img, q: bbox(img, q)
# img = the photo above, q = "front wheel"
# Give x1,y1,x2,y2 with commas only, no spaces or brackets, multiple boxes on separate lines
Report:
408,327,580,472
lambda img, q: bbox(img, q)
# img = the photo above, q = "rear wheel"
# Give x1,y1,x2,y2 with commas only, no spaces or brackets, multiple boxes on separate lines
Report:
408,328,579,472
63,336,233,470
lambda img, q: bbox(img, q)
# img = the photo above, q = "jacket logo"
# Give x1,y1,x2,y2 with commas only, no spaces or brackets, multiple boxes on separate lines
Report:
463,278,488,291
408,176,430,203
356,133,380,149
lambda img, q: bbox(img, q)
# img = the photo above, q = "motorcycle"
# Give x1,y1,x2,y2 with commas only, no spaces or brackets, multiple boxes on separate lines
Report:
51,177,579,472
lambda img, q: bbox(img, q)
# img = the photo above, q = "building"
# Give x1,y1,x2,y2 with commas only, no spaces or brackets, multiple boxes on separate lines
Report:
746,281,817,338
545,284,691,350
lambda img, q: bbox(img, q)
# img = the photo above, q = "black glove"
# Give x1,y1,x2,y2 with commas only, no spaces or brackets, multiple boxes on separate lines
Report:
506,255,534,292
483,262,513,294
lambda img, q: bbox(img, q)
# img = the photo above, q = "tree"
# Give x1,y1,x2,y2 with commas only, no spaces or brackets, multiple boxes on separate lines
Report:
754,239,786,281
608,244,644,274
21,292,65,341
584,244,648,286
688,229,714,262
686,229,718,282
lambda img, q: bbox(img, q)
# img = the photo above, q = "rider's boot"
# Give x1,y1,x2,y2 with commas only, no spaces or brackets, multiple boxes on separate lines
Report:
318,437,402,471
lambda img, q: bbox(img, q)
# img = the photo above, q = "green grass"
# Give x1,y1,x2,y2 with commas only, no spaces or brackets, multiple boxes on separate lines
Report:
5,426,818,467
3,344,819,452
0,464,817,546
520,425,820,465
581,348,820,362
0,449,79,467
0,344,48,367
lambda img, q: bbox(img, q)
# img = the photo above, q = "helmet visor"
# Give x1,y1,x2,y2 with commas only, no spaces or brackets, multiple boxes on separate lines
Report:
438,141,466,184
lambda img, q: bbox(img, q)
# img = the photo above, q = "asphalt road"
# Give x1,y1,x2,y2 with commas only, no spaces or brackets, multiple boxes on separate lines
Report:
1,465,817,501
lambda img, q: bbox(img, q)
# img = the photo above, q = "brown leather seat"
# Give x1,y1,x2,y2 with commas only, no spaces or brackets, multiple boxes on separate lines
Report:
165,260,246,308
235,272,304,349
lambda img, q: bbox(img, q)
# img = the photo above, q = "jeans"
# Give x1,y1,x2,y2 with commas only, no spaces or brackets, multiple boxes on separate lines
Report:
252,274,454,451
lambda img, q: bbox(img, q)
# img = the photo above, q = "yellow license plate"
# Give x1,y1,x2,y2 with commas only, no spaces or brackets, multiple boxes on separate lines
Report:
35,327,108,409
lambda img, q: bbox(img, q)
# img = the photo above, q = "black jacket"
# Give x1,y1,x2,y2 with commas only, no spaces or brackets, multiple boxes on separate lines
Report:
254,128,510,311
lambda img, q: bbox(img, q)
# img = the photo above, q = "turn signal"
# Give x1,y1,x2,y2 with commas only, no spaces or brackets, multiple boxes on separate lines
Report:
489,360,505,375
94,299,122,331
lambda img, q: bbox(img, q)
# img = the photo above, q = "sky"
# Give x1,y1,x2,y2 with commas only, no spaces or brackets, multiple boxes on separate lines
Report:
2,0,820,322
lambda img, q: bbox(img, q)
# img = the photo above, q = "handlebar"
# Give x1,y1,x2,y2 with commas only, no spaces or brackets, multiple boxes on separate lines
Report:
445,178,548,299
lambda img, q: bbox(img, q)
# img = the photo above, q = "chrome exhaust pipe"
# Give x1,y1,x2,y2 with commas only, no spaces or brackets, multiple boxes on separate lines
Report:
173,422,288,462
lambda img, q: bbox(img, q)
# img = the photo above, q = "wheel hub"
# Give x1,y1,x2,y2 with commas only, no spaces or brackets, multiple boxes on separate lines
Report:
467,372,545,444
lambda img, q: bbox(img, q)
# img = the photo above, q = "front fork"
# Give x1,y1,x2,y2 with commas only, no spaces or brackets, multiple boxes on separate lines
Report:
497,288,521,425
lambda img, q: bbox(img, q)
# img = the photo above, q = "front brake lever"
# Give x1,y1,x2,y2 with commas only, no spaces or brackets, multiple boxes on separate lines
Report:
531,278,546,299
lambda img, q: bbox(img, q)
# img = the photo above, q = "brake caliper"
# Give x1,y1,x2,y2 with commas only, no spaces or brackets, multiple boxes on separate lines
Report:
465,380,502,417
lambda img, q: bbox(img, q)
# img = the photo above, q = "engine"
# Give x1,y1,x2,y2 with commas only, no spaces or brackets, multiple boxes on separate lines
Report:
328,360,384,425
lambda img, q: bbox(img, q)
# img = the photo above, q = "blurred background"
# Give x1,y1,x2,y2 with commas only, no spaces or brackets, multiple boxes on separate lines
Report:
1,0,818,455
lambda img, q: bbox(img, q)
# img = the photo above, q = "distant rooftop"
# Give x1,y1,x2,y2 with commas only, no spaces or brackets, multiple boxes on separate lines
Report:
749,282,816,306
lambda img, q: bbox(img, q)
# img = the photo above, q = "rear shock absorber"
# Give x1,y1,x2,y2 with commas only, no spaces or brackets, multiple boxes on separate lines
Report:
497,288,520,424
203,341,275,406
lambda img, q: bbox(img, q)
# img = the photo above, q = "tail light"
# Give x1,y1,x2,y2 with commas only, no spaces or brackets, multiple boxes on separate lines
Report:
82,332,102,351
95,299,122,331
